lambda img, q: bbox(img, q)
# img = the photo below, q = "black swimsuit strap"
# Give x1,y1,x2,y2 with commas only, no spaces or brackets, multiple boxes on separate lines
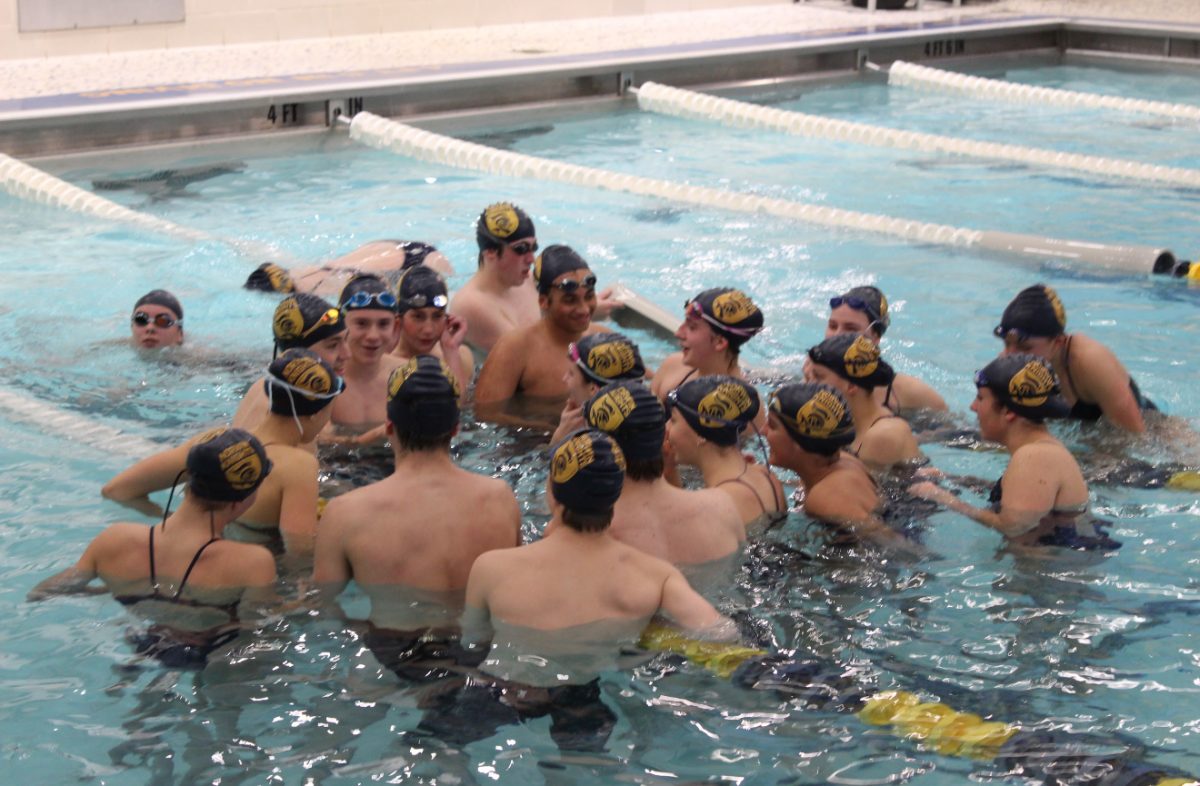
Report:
868,412,901,429
718,475,769,516
172,538,221,602
148,526,159,595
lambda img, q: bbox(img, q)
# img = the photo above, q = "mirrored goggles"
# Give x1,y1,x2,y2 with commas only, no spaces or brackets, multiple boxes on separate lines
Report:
552,275,597,295
300,308,341,339
683,299,759,337
132,311,179,329
342,291,398,310
402,293,448,310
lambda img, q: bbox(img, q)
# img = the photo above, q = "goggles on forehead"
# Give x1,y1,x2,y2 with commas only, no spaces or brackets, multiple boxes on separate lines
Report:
342,291,398,311
402,293,448,310
265,368,347,400
992,324,1034,344
552,274,597,295
132,311,179,329
508,240,538,256
567,341,613,386
665,387,740,427
683,299,759,337
300,308,341,339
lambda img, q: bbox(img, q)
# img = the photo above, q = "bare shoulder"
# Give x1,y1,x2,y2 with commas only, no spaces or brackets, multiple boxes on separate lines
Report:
893,373,947,411
449,278,484,314
92,522,149,553
651,353,687,397
214,541,276,585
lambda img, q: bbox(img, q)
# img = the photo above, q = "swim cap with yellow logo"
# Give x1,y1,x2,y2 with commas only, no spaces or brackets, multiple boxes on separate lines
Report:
668,375,760,446
549,429,626,515
245,262,296,294
996,284,1068,340
273,293,344,351
686,287,764,348
476,202,535,251
975,353,1070,421
768,382,855,456
386,354,461,438
186,427,272,503
584,381,665,462
832,286,890,336
533,245,590,293
808,333,895,391
571,332,645,386
265,348,344,417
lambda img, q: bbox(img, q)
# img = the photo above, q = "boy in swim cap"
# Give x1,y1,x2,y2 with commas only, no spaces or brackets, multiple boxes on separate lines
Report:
231,292,347,448
550,332,646,444
105,350,344,555
314,355,521,670
475,245,611,428
652,287,764,403
244,240,455,298
332,274,406,431
823,285,946,413
910,355,1118,550
993,284,1155,433
391,266,473,403
583,381,744,582
806,333,922,472
445,430,731,750
129,289,184,349
32,428,278,668
766,382,920,555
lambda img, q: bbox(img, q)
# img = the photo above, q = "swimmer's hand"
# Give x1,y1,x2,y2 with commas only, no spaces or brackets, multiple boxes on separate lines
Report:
593,287,625,321
549,400,586,445
914,466,945,479
908,481,956,507
442,313,468,352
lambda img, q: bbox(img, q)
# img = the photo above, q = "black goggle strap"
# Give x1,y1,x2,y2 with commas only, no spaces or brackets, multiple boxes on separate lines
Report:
160,468,188,532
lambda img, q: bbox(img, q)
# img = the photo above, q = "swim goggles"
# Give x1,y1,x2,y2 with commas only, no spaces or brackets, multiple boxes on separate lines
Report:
683,299,760,337
132,311,180,329
551,275,597,295
341,290,399,311
507,240,538,256
401,293,448,310
299,308,341,339
567,341,608,385
992,324,1033,343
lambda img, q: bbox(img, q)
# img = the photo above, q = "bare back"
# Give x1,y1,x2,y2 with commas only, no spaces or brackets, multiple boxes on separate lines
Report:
609,480,745,566
450,276,539,352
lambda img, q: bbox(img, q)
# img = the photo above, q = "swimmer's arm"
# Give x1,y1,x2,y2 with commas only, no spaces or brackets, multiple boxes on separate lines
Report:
461,554,500,646
910,467,1046,538
234,550,281,620
473,335,524,407
101,441,192,517
1074,344,1145,433
894,375,948,413
440,314,474,405
805,486,925,557
276,453,320,558
27,530,110,600
659,567,728,633
311,497,352,596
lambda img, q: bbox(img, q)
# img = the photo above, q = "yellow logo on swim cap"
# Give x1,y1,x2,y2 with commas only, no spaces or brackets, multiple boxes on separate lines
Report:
878,293,889,320
388,358,419,401
552,433,596,484
219,440,264,491
588,386,637,432
439,357,462,399
533,252,543,284
843,335,880,379
266,263,295,293
796,390,846,438
587,341,637,379
1008,360,1054,407
711,290,758,325
484,203,521,239
281,356,332,396
1043,286,1067,330
273,298,304,340
697,383,752,428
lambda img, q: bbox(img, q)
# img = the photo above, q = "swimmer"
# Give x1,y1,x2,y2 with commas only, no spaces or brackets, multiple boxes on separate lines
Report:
993,284,1155,433
665,376,787,529
231,293,348,448
130,289,184,350
104,350,343,556
391,266,473,402
331,274,406,432
910,354,1120,550
806,334,922,472
766,382,921,555
448,203,542,352
651,287,764,402
474,245,610,428
313,356,521,666
440,430,732,750
549,332,646,444
244,240,455,299
29,429,277,668
583,381,745,573
824,286,947,413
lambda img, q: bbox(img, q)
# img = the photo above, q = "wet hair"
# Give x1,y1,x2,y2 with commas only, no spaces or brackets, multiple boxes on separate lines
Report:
625,456,665,482
561,507,614,533
393,429,453,453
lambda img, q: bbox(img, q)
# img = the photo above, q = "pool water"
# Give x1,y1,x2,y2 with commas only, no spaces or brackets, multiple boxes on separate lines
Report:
2,58,1200,784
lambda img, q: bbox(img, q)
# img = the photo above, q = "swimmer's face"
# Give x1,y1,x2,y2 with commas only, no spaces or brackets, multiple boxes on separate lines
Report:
665,408,701,465
130,304,183,349
806,362,850,396
563,364,596,408
345,309,398,363
542,269,597,334
495,238,537,287
999,333,1058,360
675,314,724,368
826,305,879,343
765,412,798,470
399,306,447,354
970,387,1008,442
308,332,348,375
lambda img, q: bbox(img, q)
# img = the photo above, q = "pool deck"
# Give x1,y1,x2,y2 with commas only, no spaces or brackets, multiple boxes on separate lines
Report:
0,0,1197,120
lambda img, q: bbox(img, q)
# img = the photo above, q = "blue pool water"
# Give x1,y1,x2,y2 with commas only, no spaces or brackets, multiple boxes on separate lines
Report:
2,58,1200,784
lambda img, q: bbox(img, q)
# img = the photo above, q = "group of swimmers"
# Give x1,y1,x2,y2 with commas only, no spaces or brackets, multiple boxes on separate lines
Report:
31,201,1171,749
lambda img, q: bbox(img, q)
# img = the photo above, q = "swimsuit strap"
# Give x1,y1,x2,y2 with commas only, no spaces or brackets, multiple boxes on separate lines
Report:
718,473,769,516
869,412,902,429
148,525,160,596
678,367,698,386
172,537,221,602
761,464,786,514
1061,334,1079,398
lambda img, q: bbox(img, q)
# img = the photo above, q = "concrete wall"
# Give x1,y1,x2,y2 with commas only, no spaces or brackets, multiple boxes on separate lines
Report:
1,0,788,59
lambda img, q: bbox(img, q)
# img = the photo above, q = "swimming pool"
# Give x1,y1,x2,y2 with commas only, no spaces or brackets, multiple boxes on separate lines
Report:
3,57,1200,784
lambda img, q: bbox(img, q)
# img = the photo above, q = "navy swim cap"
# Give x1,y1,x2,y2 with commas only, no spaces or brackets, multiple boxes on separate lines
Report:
186,427,272,503
338,274,397,313
667,375,759,447
273,293,344,350
476,203,535,251
265,348,344,417
996,284,1067,339
244,263,296,294
571,333,645,386
975,353,1070,421
768,382,855,456
831,286,889,336
549,429,626,515
808,333,895,390
533,245,590,294
584,381,664,463
396,266,449,315
386,355,461,437
686,288,764,348
134,289,183,320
